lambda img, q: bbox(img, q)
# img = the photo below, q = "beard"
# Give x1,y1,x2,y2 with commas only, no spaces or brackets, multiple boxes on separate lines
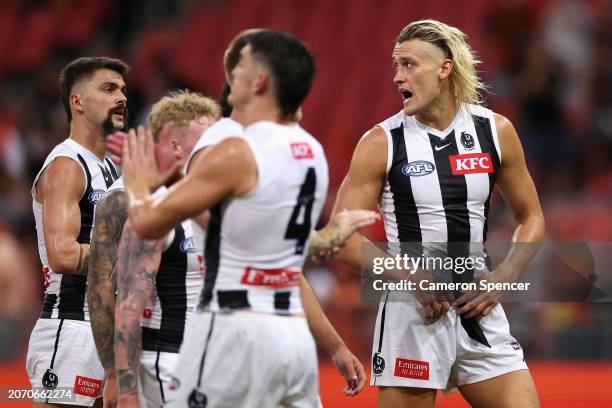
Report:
102,105,128,135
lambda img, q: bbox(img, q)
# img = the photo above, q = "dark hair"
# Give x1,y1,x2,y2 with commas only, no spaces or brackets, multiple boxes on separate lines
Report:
224,29,262,76
59,57,129,123
245,29,315,119
219,82,232,118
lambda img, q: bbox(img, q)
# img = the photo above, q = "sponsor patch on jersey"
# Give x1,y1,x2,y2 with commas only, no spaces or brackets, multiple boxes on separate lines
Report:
449,153,494,175
74,375,102,397
511,341,522,350
402,160,435,177
142,309,152,319
394,358,429,380
88,189,105,204
290,142,314,159
180,237,196,253
241,267,301,288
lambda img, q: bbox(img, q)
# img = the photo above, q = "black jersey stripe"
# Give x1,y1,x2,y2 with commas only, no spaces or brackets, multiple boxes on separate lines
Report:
57,275,86,320
156,226,188,350
473,115,500,242
429,130,470,243
429,130,490,347
76,154,94,244
388,124,422,242
104,157,119,180
40,293,57,318
274,291,291,311
199,203,223,309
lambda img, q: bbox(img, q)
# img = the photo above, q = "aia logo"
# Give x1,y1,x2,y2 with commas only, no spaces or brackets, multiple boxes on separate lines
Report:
449,153,494,175
402,160,435,177
290,142,313,159
88,189,105,204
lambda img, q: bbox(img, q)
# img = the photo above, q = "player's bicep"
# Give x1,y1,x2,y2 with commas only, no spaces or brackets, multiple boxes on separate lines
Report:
40,157,85,272
495,114,543,223
332,127,387,214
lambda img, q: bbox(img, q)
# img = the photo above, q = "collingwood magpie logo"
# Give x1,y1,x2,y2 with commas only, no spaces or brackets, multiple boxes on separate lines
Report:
188,389,207,408
42,368,58,389
372,352,385,376
461,132,475,150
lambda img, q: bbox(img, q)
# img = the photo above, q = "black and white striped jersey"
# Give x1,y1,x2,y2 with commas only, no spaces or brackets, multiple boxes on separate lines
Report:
378,104,501,246
200,121,329,315
107,178,205,353
32,138,119,321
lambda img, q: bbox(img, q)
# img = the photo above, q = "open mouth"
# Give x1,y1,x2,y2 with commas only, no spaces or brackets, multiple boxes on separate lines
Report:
111,107,126,120
401,90,413,101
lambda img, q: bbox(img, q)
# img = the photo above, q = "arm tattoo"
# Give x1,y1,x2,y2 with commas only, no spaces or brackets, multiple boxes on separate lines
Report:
87,190,128,374
307,227,345,257
115,220,163,396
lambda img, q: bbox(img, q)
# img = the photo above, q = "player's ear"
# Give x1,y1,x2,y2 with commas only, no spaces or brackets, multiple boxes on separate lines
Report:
439,59,453,80
253,71,269,95
70,92,84,115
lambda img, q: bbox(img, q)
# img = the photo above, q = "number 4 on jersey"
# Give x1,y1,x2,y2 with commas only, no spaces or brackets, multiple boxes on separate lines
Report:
285,167,317,254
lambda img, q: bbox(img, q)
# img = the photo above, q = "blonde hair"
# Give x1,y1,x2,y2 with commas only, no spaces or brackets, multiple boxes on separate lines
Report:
148,90,220,141
396,19,487,106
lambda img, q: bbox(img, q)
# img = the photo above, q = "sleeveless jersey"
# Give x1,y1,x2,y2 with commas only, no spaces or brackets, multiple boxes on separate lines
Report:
377,104,502,346
201,121,329,315
32,138,120,320
378,104,502,245
107,178,205,353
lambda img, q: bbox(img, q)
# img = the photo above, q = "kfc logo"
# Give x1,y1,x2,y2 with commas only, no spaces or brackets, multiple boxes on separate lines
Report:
449,153,494,175
290,143,314,159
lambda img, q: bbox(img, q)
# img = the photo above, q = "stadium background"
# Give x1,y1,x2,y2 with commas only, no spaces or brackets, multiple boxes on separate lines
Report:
0,0,610,406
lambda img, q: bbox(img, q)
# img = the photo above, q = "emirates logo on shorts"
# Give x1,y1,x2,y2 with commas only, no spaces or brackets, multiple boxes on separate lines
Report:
394,358,429,380
74,375,101,397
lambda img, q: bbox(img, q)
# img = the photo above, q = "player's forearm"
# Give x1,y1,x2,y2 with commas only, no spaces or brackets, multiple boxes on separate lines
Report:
300,276,346,355
87,189,128,374
114,221,162,396
48,241,89,275
128,193,178,240
496,212,545,282
88,280,117,376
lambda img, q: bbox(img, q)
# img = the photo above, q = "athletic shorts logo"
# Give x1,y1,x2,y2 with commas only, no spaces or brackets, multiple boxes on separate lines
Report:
88,189,105,204
394,358,429,380
74,375,102,397
188,389,207,408
402,161,435,177
180,237,197,253
42,368,58,389
168,376,181,391
372,352,386,376
449,153,494,175
241,267,301,288
290,142,314,159
461,132,476,150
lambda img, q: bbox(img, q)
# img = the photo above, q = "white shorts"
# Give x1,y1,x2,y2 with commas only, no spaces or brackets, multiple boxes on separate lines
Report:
138,350,179,408
166,309,320,408
371,294,527,390
26,318,105,406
